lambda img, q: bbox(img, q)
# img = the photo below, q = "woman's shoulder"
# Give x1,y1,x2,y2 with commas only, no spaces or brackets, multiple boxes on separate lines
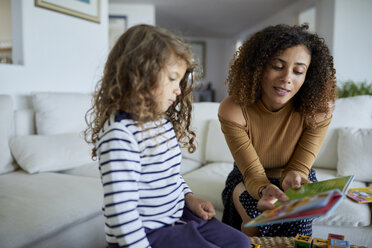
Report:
218,96,246,126
305,101,334,127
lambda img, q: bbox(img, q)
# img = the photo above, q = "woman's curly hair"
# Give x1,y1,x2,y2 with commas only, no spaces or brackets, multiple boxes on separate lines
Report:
227,24,337,126
85,24,197,159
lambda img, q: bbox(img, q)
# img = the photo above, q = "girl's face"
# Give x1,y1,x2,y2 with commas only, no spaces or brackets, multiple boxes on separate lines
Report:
261,45,311,111
154,55,187,113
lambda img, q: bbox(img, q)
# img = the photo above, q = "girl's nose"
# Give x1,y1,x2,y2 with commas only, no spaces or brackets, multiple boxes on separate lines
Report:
174,84,181,95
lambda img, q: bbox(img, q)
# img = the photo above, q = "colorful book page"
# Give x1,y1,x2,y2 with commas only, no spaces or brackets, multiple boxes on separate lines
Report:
275,175,354,207
244,175,355,227
347,187,372,203
245,190,342,227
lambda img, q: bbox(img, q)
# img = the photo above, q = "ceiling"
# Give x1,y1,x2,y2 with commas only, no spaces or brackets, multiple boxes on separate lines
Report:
110,0,298,38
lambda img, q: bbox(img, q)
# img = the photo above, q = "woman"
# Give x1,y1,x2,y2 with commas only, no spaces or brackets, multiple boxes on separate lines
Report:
219,24,337,237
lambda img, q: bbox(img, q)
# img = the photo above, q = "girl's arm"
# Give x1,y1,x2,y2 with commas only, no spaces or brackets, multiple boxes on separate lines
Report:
184,193,216,220
179,174,215,220
98,125,150,248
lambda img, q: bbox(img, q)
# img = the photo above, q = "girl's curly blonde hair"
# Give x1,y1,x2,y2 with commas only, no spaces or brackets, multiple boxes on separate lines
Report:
227,24,337,126
85,24,197,158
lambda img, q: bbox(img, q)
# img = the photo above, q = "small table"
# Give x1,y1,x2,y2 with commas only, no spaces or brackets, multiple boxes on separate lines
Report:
250,236,367,248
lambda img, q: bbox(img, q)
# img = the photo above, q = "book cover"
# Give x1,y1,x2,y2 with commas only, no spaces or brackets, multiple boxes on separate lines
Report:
347,187,372,203
244,175,354,227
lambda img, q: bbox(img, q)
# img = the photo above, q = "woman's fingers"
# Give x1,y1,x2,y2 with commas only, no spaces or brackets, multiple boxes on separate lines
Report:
257,184,288,211
264,184,289,201
282,171,312,191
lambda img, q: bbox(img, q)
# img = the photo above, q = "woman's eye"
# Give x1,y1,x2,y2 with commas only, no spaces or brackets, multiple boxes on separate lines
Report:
294,71,304,75
272,65,283,70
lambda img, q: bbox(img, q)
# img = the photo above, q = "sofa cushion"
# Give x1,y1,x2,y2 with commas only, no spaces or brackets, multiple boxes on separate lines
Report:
58,162,100,178
183,162,233,212
0,95,17,174
205,119,233,163
14,108,35,135
313,168,370,227
0,170,102,248
180,158,203,175
337,128,372,182
181,102,220,163
32,92,92,135
10,133,93,174
314,95,372,169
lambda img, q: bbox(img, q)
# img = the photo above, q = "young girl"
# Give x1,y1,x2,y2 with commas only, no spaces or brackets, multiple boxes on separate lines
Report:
86,24,251,248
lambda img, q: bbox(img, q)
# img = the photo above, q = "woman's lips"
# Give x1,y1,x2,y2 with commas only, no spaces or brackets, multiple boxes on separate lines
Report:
274,87,290,96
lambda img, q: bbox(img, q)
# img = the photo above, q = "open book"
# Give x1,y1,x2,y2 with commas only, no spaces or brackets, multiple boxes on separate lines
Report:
244,175,354,227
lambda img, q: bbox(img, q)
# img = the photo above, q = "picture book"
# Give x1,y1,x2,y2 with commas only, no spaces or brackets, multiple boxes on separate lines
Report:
244,175,354,227
347,187,372,203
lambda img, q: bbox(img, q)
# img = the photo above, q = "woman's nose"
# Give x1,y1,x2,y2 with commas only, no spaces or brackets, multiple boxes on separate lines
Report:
281,69,292,84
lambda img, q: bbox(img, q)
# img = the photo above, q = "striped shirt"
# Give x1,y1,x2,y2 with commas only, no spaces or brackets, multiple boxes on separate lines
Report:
96,111,192,248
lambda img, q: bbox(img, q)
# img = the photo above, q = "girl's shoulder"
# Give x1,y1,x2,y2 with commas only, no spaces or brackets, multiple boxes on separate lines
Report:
98,111,136,138
111,111,171,135
114,110,132,123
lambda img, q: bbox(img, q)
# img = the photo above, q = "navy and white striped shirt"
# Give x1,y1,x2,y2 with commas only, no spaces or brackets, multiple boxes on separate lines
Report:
96,111,192,248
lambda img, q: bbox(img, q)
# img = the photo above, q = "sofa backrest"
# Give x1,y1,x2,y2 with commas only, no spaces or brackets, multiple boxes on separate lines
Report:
32,92,92,135
7,92,95,174
14,109,36,136
314,95,372,169
0,95,17,174
5,93,372,173
205,119,234,163
181,102,222,164
187,96,372,171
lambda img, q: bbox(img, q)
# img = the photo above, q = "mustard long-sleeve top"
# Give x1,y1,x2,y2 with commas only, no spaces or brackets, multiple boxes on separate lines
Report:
218,100,331,200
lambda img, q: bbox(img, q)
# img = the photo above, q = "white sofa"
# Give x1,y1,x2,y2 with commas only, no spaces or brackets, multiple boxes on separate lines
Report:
0,93,371,248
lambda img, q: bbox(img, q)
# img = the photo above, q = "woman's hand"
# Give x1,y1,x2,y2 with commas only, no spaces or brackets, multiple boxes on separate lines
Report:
185,193,216,220
257,184,289,211
282,171,311,192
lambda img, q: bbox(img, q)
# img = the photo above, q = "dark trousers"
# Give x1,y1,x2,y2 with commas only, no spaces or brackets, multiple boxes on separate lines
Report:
145,207,251,248
108,207,251,248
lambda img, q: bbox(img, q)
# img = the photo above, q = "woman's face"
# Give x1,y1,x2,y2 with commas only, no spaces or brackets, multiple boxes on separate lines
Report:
260,45,311,111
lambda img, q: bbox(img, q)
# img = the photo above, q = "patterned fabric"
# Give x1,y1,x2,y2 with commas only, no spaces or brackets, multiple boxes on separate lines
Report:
222,163,317,237
97,111,191,248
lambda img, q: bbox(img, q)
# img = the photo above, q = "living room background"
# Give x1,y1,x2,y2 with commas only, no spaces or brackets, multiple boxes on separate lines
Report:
0,0,371,109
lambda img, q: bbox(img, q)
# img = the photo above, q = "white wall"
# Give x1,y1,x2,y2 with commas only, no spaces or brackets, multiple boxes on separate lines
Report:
235,0,336,49
108,3,155,28
186,37,233,102
0,0,109,109
315,0,335,54
236,0,318,42
333,0,372,82
233,0,372,85
0,1,156,110
187,0,330,102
